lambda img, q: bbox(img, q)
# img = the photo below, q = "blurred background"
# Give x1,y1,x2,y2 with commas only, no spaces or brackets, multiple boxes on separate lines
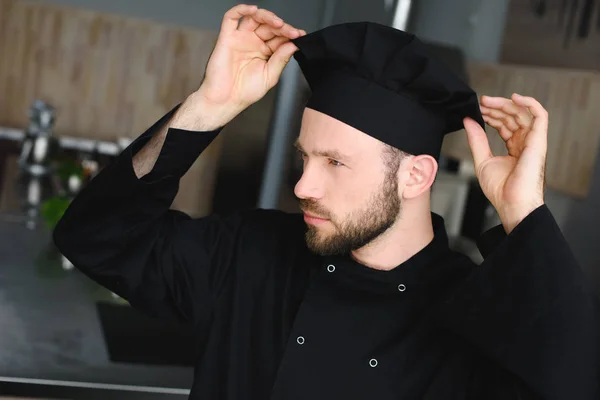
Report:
0,0,598,398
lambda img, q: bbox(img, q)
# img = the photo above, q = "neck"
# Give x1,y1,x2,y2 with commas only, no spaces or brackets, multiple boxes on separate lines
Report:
350,198,435,271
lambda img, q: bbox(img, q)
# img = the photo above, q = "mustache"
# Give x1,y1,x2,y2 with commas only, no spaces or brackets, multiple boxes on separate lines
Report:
298,198,332,220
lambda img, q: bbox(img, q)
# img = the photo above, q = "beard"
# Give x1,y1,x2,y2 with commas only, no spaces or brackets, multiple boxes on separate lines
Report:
298,170,401,256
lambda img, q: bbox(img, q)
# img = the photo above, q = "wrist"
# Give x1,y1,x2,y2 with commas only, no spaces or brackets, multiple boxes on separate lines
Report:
169,90,243,132
498,201,544,234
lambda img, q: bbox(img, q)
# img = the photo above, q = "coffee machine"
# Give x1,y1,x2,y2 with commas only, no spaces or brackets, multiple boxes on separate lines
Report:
16,99,58,230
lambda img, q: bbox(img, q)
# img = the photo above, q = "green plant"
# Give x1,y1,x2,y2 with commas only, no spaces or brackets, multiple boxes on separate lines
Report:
40,158,87,230
40,195,71,230
55,159,85,183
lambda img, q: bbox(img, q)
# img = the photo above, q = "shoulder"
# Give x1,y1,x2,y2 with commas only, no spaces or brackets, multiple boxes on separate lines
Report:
244,207,304,227
181,207,304,242
168,208,304,251
238,208,306,242
429,246,479,299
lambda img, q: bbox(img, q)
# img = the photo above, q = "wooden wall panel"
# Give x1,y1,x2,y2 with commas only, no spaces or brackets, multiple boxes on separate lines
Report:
0,0,230,217
442,61,600,198
0,0,218,140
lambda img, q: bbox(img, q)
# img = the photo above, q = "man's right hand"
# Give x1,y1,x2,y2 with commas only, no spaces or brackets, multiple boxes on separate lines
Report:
171,4,306,132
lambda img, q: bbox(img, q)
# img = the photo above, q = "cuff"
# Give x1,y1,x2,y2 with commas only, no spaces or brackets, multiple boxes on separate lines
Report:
438,203,598,399
120,104,221,184
476,204,550,259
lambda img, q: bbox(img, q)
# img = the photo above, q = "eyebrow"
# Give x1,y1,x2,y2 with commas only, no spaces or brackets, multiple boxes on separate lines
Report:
294,139,350,161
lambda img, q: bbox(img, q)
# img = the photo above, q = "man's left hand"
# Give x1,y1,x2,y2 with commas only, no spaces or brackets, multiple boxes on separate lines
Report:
463,93,547,234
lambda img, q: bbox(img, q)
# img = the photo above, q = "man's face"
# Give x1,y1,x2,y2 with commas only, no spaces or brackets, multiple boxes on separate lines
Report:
294,108,403,256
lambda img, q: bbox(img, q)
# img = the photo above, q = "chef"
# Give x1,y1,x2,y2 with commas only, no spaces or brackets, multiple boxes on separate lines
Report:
53,4,599,399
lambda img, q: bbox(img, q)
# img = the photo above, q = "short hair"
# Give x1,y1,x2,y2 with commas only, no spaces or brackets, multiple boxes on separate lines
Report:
381,143,410,176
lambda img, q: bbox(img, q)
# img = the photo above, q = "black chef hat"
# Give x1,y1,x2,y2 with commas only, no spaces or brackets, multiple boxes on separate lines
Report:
291,22,485,160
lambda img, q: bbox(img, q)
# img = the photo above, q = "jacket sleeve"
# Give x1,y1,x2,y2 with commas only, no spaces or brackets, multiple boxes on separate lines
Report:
53,105,244,325
438,204,600,400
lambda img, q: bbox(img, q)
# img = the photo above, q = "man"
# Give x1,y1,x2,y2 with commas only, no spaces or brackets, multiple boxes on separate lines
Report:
53,4,599,400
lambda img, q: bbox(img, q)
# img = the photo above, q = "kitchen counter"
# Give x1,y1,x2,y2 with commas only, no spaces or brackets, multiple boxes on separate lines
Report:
0,193,193,399
0,142,193,400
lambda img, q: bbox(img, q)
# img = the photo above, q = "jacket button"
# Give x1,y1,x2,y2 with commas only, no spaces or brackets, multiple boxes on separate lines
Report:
369,358,378,367
398,284,406,292
297,336,305,345
327,264,335,272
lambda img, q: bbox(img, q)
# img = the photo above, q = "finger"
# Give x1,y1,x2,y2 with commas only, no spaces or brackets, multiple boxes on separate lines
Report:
464,117,494,168
480,95,514,109
221,4,258,33
511,94,549,182
239,8,284,31
265,35,291,54
238,15,260,31
255,8,285,29
480,105,520,132
266,41,298,89
255,22,301,41
255,23,301,41
511,93,549,138
481,95,533,129
512,94,549,158
501,96,533,127
483,115,514,142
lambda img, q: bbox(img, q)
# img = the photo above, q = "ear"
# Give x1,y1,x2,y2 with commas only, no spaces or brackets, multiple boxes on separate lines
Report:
402,155,438,199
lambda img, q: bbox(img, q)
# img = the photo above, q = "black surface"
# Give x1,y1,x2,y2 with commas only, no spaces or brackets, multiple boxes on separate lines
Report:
96,302,195,367
422,41,469,84
213,168,263,214
0,219,193,388
460,178,490,241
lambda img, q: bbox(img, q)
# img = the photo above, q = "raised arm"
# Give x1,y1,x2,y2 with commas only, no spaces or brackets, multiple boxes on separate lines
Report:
438,94,600,399
53,4,305,323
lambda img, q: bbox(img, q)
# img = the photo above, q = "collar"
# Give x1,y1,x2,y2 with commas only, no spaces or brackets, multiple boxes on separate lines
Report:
316,213,462,294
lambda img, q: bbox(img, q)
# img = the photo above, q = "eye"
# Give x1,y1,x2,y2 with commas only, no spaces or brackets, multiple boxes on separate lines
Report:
296,149,307,159
329,159,344,167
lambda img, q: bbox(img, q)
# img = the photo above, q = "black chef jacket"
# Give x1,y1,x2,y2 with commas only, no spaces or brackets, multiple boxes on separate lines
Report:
53,105,600,400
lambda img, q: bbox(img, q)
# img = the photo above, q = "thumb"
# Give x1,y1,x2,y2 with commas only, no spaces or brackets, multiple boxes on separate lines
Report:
464,117,493,169
266,42,298,89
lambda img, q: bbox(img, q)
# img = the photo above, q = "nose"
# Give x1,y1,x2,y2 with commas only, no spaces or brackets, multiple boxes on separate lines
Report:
294,166,324,200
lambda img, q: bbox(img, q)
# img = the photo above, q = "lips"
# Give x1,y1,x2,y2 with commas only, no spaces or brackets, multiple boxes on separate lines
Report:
304,212,328,220
302,211,330,225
